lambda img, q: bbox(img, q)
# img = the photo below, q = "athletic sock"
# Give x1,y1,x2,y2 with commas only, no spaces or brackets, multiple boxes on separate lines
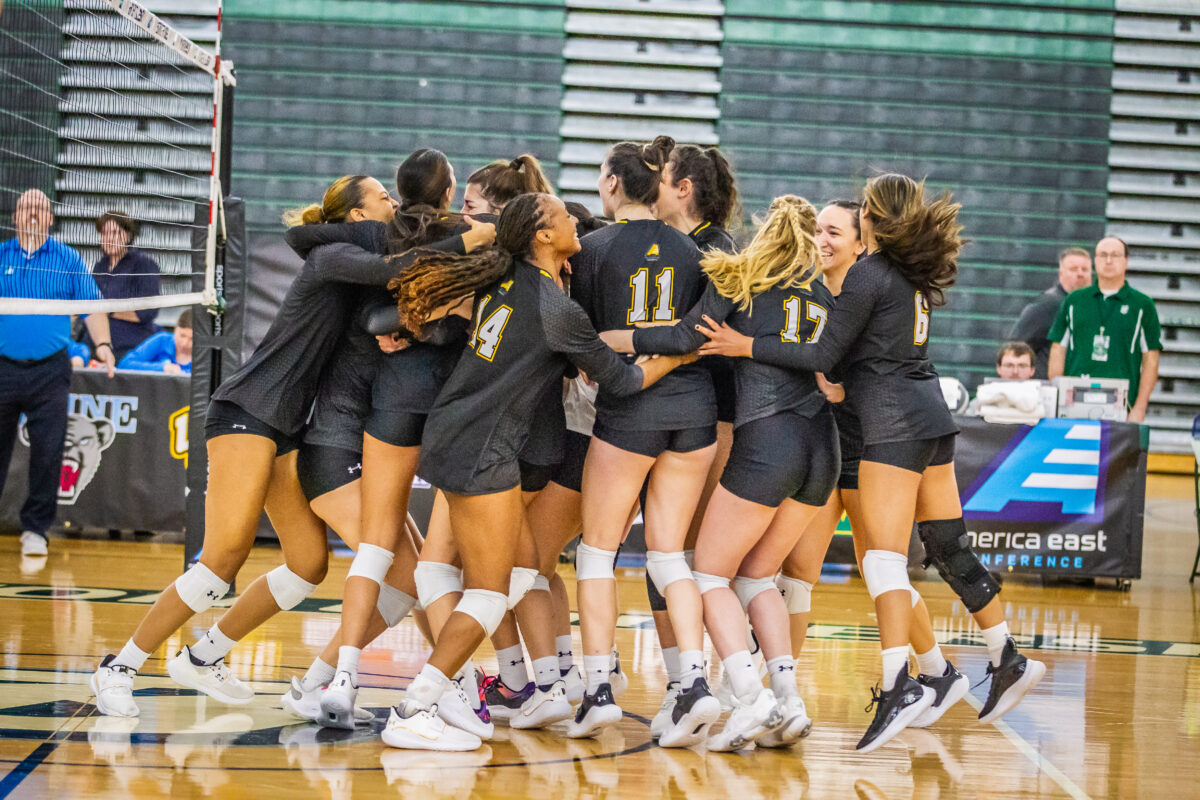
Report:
496,645,529,688
881,646,910,691
301,657,336,692
456,659,481,707
336,645,361,683
981,622,1010,667
583,654,610,693
403,664,449,713
914,644,948,678
113,639,150,672
610,647,620,672
722,651,761,703
766,656,798,698
678,649,704,689
532,656,559,691
661,646,681,684
189,623,236,665
556,635,574,674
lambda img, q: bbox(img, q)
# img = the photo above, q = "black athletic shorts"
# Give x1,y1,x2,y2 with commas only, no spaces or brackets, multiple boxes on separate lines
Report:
837,430,863,491
551,430,590,493
519,459,555,493
364,408,427,448
205,399,300,455
298,444,362,501
592,421,717,459
720,407,840,508
861,433,956,475
708,357,737,425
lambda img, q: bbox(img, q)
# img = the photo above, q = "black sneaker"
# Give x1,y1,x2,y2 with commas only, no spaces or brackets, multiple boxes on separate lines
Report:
566,683,622,738
978,639,1046,723
480,674,533,721
910,661,970,728
659,677,721,748
855,668,934,753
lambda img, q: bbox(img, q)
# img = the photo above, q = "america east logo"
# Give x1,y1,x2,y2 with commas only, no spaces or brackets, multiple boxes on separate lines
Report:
961,419,1106,524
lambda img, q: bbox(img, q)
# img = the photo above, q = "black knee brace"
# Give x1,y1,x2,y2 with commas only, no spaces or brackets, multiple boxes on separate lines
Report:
646,570,668,612
916,518,1000,613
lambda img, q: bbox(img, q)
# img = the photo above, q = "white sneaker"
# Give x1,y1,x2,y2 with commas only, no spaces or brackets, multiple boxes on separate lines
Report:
561,664,584,704
511,680,573,730
381,703,482,751
659,678,721,749
91,655,139,717
20,531,47,556
437,681,494,739
756,695,812,748
707,688,782,752
713,672,734,712
166,646,253,705
650,682,680,740
281,677,374,724
609,659,628,698
566,683,622,739
318,671,358,730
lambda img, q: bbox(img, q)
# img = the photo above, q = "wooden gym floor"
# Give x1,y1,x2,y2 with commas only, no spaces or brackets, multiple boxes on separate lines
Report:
0,474,1197,799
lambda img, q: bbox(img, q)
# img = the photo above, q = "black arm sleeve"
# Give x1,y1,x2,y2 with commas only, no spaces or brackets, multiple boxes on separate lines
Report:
360,294,404,336
308,243,400,286
750,269,875,373
540,285,644,397
568,241,599,320
418,314,470,346
285,221,388,258
632,283,733,355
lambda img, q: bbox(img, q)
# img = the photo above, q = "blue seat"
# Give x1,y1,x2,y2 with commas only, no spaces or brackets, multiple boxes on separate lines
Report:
1192,414,1200,583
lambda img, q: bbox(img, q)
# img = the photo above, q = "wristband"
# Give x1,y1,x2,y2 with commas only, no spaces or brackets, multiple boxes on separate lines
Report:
95,342,113,353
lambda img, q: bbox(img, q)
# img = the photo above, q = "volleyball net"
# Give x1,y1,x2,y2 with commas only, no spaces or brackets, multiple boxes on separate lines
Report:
0,0,234,316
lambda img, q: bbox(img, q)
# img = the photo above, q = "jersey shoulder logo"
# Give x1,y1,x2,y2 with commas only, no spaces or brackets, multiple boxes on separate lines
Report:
498,279,514,294
645,243,660,261
961,419,1105,523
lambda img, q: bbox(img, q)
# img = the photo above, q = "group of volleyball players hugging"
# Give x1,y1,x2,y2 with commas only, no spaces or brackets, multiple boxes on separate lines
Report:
88,135,1045,755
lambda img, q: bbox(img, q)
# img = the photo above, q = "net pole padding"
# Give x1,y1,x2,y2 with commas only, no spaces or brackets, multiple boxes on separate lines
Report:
0,292,207,315
202,0,234,310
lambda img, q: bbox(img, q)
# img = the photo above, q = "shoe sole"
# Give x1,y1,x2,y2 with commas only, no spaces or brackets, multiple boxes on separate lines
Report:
90,672,138,718
318,693,357,730
511,701,573,730
166,658,253,706
658,696,721,748
381,727,482,751
649,707,674,741
856,686,935,754
485,704,523,722
438,709,495,739
280,692,320,722
758,713,814,748
979,659,1047,724
566,704,623,738
910,675,970,729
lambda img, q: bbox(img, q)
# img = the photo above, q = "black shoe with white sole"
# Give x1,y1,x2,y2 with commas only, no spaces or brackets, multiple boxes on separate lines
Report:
855,669,934,753
978,639,1046,723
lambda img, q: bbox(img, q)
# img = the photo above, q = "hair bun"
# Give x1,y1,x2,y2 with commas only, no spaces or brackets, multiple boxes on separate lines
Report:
509,157,524,172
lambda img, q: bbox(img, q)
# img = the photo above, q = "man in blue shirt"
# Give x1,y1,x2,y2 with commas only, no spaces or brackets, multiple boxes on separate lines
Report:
0,189,116,559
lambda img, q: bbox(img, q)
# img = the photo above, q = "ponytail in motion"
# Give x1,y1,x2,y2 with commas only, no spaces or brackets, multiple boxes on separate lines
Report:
862,173,963,307
282,175,372,227
468,154,553,212
391,193,551,335
702,195,820,312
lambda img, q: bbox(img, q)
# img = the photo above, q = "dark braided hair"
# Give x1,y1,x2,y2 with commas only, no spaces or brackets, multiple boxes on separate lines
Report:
605,135,674,206
388,148,464,252
863,173,963,307
391,193,550,335
668,144,741,229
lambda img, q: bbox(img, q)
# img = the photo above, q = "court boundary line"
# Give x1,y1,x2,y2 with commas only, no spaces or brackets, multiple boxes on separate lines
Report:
962,693,1093,800
0,688,94,799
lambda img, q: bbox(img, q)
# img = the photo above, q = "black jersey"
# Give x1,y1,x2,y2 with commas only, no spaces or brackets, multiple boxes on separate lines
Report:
304,306,379,451
689,221,736,254
749,252,956,445
420,261,646,496
633,280,833,428
571,219,715,431
212,221,395,436
688,221,738,423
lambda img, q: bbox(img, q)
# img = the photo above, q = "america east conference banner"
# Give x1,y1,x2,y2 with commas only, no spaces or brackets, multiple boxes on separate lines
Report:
953,417,1147,580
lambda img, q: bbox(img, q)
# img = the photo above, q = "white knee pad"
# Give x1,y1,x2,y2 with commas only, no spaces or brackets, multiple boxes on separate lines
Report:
266,565,318,611
456,588,508,636
575,543,617,582
776,575,813,614
174,563,230,613
692,571,730,595
507,566,538,609
531,574,551,593
646,550,694,593
377,584,417,627
347,543,394,585
862,550,913,600
732,576,778,610
414,561,462,609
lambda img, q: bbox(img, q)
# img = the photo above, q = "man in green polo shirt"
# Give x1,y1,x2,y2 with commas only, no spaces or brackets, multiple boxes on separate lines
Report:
1047,236,1161,422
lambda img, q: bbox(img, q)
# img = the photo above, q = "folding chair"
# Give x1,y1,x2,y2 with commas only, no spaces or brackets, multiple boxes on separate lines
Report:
1192,415,1200,583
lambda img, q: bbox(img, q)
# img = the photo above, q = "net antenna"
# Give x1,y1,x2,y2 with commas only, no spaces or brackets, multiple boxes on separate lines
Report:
0,0,235,315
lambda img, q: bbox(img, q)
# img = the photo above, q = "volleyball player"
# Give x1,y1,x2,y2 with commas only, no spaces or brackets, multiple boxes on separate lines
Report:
698,174,1045,752
603,195,834,750
646,143,743,735
381,193,692,751
88,176,407,717
778,200,970,731
569,136,720,745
